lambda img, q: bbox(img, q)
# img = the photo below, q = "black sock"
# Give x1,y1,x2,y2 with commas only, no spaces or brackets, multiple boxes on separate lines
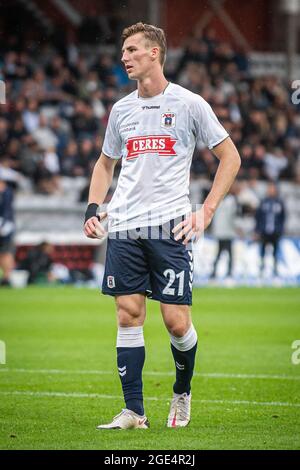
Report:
117,346,145,416
171,342,198,395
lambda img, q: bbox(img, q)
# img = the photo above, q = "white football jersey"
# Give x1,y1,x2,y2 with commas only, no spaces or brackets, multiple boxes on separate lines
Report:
102,82,229,231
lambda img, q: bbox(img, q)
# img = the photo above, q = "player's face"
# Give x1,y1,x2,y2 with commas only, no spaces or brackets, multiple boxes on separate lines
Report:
121,33,156,80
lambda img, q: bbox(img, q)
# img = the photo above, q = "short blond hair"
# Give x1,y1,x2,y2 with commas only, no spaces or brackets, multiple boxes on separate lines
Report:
122,22,167,66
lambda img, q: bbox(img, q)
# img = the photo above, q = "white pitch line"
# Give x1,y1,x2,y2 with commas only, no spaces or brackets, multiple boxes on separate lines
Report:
0,368,299,381
0,390,299,408
200,372,300,381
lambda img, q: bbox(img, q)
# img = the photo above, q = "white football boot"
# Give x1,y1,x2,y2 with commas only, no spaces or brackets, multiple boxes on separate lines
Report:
167,392,191,428
97,409,150,430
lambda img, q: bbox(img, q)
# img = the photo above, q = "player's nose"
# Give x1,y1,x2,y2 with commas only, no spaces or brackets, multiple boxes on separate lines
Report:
121,52,128,63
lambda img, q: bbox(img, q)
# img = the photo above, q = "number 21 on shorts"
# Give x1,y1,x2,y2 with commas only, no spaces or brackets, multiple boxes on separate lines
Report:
163,269,185,296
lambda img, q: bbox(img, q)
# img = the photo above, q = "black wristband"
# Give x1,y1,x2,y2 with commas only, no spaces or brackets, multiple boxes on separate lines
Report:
84,203,99,223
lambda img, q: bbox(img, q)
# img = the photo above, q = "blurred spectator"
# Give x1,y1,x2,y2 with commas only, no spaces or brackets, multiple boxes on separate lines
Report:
33,151,61,195
0,117,9,153
18,241,54,284
32,114,58,150
238,178,260,215
210,183,240,278
22,99,40,133
79,70,101,99
93,54,117,87
8,117,27,141
263,148,288,181
78,138,97,176
91,89,106,119
19,138,42,177
70,100,100,139
44,148,60,175
255,183,285,276
50,115,71,156
0,176,16,286
60,140,81,176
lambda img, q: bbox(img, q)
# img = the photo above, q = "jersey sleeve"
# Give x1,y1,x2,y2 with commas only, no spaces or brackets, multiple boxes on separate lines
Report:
190,95,229,149
102,104,122,160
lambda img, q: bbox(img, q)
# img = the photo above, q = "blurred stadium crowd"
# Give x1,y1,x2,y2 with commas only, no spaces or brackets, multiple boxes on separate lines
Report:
1,20,300,286
1,26,300,195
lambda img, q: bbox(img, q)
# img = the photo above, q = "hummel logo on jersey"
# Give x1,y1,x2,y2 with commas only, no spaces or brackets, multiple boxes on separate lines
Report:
118,365,126,377
126,135,177,160
107,276,115,288
142,105,160,110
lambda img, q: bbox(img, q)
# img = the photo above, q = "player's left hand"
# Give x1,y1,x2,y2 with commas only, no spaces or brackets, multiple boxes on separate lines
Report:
172,204,215,245
84,212,107,239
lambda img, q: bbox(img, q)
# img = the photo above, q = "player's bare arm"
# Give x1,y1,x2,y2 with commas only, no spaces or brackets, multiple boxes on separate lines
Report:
84,152,118,239
173,137,241,244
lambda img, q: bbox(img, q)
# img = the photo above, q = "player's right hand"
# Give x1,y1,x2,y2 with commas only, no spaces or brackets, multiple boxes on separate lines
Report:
84,212,107,239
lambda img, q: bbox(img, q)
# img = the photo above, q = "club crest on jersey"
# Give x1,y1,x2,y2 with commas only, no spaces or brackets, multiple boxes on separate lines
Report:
107,276,115,288
161,112,176,128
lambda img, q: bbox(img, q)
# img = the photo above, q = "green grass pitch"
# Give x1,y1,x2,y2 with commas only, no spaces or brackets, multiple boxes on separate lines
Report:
0,287,299,450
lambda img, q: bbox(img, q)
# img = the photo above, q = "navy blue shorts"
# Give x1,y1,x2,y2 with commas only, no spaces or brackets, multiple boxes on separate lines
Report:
102,220,193,305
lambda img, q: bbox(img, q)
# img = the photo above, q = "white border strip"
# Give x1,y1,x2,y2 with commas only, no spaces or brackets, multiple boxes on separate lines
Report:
0,390,299,408
0,368,299,381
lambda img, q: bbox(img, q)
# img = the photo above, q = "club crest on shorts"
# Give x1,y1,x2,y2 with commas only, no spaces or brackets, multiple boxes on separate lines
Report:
107,275,115,288
161,112,176,128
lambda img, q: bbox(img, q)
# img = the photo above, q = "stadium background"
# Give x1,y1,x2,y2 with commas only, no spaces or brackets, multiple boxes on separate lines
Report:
0,0,300,451
1,0,300,286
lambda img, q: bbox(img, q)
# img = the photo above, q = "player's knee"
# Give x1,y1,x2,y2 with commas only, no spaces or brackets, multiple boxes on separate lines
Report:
170,324,198,351
168,319,191,338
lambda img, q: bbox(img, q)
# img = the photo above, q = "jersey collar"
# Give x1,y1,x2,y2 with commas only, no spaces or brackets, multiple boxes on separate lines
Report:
137,82,172,100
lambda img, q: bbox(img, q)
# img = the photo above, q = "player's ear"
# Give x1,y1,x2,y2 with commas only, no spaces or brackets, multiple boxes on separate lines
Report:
151,47,159,61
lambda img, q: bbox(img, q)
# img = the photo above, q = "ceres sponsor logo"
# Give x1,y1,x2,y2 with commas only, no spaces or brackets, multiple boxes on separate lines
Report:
126,135,177,160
